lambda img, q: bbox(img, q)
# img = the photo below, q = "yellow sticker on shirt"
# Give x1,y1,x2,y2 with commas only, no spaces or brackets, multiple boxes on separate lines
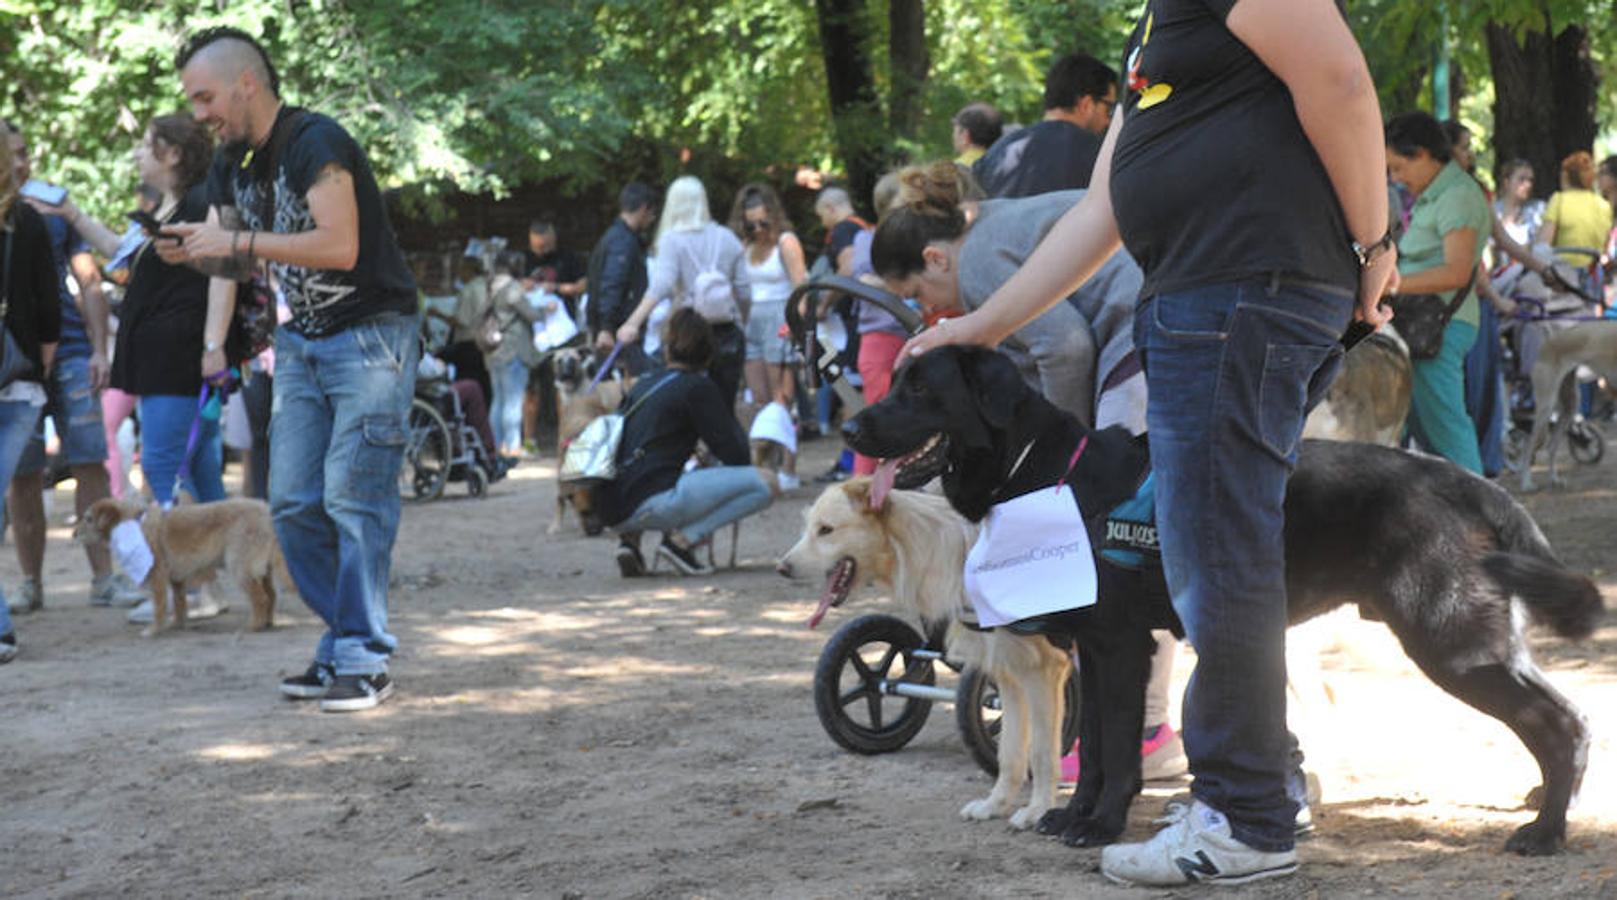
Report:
1138,83,1174,109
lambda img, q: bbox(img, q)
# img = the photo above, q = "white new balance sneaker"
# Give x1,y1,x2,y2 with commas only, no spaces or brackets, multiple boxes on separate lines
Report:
1101,800,1297,887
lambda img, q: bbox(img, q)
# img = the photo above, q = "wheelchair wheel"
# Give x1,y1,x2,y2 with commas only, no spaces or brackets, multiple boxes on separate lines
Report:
466,464,489,498
1568,420,1605,465
813,614,934,755
956,665,1083,777
400,397,452,501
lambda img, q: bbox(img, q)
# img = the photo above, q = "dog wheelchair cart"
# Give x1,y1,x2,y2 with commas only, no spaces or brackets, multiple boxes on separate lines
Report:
786,275,1082,775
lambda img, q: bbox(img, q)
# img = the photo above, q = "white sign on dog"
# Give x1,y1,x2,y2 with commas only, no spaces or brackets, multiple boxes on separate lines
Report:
963,486,1097,628
110,520,154,586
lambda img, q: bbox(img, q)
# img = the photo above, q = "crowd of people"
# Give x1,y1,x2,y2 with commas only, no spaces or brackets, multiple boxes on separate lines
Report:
3,6,1613,891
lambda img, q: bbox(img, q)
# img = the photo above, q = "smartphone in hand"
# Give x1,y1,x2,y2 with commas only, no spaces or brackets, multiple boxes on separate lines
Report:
20,179,68,206
127,210,180,243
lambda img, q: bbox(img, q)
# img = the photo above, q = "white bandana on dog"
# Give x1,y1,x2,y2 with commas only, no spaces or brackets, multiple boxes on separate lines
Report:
963,437,1098,627
110,520,154,586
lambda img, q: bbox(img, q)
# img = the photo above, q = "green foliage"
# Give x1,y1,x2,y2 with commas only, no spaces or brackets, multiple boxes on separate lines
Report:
2,0,1612,230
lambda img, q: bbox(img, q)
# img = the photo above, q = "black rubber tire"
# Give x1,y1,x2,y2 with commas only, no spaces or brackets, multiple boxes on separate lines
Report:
813,614,935,755
466,465,488,498
1568,420,1606,465
956,664,1084,777
400,397,452,502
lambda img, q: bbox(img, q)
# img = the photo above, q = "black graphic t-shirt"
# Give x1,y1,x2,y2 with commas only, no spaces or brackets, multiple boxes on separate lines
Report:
207,108,417,337
1110,0,1358,298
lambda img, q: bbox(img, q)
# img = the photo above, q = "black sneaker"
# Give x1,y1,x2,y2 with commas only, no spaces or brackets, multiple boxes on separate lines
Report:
0,631,16,664
279,662,336,700
656,537,713,576
320,673,394,712
616,541,646,577
814,463,849,484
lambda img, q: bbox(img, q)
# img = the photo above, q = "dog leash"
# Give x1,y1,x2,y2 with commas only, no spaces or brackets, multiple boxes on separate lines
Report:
1054,435,1090,492
587,342,623,393
167,382,218,510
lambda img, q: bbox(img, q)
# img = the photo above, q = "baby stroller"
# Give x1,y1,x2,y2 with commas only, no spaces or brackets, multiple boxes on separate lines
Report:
401,365,497,502
1498,247,1609,469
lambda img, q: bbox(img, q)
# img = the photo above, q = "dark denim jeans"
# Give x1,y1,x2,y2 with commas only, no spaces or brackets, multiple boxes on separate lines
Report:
270,314,419,676
1134,277,1351,852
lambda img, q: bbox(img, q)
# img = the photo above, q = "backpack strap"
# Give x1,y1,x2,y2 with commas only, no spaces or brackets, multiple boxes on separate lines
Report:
250,105,309,232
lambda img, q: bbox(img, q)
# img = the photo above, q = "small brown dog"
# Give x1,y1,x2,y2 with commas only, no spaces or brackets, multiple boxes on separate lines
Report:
551,346,628,535
75,498,293,635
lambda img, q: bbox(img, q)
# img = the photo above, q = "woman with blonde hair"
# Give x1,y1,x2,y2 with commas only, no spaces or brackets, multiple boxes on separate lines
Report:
0,133,65,657
618,175,752,408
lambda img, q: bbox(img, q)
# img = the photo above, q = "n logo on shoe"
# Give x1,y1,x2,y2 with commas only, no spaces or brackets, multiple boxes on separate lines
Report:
1174,851,1220,881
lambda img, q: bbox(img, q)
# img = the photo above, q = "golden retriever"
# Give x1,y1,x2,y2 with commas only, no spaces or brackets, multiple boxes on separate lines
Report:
777,478,1073,830
75,498,293,636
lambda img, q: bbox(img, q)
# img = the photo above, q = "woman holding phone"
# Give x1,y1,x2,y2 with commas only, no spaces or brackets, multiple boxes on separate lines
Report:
46,114,226,521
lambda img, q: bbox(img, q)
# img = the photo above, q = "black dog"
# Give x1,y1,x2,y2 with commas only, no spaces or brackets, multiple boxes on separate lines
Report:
844,345,1602,856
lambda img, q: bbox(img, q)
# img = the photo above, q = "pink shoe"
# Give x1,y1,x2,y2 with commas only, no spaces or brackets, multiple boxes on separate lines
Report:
1059,723,1189,788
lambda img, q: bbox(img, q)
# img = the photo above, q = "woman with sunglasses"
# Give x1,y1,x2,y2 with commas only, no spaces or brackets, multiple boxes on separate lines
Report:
727,184,807,488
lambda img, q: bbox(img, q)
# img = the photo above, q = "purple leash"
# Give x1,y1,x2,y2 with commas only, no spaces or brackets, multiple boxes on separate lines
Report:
587,342,623,393
166,383,215,510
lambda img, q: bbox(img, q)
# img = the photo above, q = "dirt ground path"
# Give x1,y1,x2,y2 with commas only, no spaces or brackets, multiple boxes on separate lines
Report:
5,431,1616,899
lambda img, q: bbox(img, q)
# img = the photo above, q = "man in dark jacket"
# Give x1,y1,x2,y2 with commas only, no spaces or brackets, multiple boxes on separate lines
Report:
973,53,1116,198
587,182,657,371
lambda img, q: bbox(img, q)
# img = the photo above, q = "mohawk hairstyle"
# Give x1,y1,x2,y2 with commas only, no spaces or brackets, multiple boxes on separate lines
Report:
175,26,281,98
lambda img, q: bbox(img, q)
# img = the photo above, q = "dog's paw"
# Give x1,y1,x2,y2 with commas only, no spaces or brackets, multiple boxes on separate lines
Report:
1504,820,1565,856
1009,804,1051,831
1035,807,1081,836
960,798,1006,821
1061,818,1124,848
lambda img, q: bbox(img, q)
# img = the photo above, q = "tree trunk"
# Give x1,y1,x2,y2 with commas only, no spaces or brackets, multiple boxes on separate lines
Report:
887,0,930,145
1486,15,1600,199
814,0,885,216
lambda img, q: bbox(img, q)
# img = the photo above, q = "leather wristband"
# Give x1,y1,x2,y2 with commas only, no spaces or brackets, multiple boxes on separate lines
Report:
1352,230,1395,268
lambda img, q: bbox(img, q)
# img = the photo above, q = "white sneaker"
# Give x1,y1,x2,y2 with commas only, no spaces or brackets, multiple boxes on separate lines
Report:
126,598,154,624
1102,800,1298,887
7,578,43,614
90,573,148,608
777,472,801,493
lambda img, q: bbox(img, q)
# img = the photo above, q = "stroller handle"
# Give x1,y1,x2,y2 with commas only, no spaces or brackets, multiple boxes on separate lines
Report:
787,274,924,338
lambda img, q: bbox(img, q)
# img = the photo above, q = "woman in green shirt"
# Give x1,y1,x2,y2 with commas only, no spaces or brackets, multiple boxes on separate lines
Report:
1385,112,1491,474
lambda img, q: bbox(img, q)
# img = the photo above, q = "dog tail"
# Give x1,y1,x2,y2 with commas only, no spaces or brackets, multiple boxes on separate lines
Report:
1483,553,1605,640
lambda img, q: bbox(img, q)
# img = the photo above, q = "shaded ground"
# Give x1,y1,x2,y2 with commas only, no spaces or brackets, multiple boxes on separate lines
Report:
4,429,1616,899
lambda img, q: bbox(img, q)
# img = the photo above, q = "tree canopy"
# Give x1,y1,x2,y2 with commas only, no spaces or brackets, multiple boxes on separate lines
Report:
2,0,1613,231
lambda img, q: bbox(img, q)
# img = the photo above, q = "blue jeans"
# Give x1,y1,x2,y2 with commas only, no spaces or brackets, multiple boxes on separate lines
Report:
1135,278,1350,852
0,400,46,636
270,315,419,676
620,466,772,544
138,392,226,506
490,356,528,454
19,352,107,473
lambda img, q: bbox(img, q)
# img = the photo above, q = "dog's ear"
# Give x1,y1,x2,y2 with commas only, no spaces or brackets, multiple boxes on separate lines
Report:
959,347,1025,429
94,501,122,534
841,477,886,514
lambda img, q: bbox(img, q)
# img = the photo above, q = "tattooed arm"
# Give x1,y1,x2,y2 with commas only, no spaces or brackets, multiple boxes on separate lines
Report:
164,163,361,273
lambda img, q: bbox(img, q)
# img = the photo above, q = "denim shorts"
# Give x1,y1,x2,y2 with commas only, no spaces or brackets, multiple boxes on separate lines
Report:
18,353,106,474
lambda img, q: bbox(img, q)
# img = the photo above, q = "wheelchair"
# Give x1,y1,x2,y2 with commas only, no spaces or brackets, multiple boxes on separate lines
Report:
400,374,497,502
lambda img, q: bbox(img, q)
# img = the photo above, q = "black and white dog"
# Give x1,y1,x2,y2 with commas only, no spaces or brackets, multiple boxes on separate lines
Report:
843,345,1602,856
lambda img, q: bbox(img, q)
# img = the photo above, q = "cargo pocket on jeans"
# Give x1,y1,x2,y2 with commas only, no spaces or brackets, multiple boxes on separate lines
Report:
351,414,407,500
1259,343,1338,459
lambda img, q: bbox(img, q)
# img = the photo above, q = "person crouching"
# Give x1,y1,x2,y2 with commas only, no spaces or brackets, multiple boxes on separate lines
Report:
595,307,774,576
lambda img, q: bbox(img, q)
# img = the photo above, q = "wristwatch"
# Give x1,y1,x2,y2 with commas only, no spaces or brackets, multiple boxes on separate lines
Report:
1352,231,1395,268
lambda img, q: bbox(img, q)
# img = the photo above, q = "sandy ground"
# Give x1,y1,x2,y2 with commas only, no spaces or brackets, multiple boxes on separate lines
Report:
4,430,1616,900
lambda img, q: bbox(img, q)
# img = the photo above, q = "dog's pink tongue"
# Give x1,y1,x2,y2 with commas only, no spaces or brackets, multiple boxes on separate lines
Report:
807,585,837,630
870,458,898,510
